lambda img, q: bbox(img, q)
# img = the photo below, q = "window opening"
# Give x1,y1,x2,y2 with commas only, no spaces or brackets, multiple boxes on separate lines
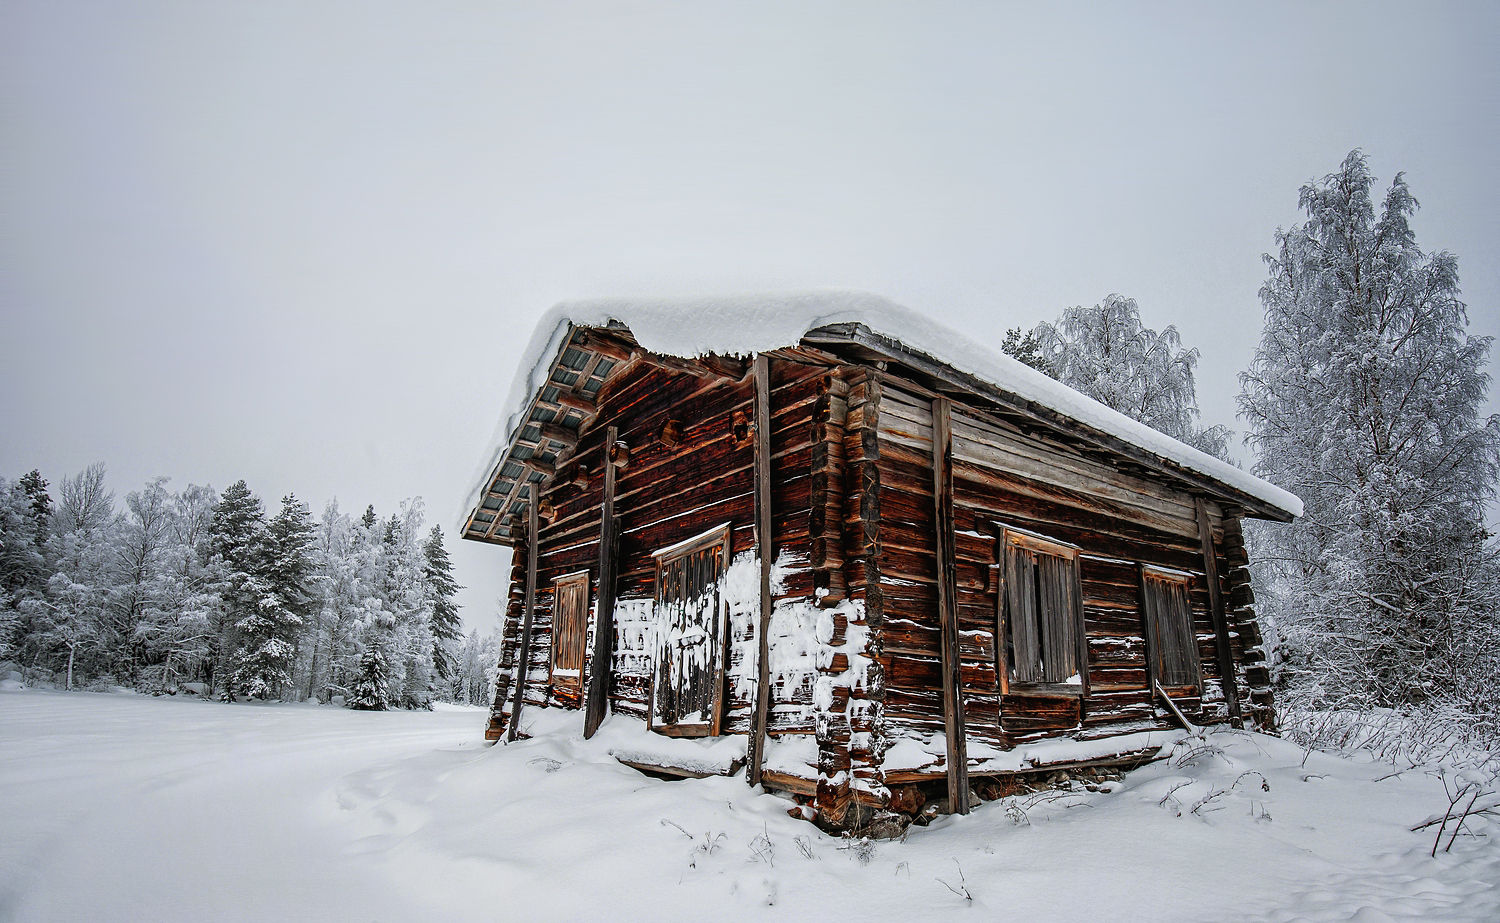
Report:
998,527,1085,693
1141,566,1201,690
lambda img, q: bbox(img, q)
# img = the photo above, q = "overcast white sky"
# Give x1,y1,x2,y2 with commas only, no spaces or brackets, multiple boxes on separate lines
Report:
3,1,1497,630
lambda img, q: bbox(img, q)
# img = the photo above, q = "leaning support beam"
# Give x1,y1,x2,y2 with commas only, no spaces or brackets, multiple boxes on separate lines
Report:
584,425,621,738
506,498,541,742
932,397,970,814
1195,497,1242,726
747,355,775,787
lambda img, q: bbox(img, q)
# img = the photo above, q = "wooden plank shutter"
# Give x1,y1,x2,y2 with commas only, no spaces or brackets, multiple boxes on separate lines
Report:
1005,544,1042,684
1038,552,1078,683
651,524,730,736
1000,527,1084,690
1142,568,1200,688
549,572,589,693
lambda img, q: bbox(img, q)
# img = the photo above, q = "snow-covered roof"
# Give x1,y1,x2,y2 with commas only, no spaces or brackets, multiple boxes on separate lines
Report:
462,290,1301,534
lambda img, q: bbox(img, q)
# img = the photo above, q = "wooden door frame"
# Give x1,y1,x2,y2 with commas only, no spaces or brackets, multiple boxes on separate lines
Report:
647,523,732,737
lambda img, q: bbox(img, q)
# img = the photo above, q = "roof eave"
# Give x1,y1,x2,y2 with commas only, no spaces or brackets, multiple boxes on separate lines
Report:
800,322,1297,523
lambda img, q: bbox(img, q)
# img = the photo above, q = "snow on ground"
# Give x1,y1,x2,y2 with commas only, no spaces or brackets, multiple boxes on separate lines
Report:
2,687,1496,923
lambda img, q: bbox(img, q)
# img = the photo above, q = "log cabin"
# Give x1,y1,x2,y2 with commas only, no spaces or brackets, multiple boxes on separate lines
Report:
459,291,1300,829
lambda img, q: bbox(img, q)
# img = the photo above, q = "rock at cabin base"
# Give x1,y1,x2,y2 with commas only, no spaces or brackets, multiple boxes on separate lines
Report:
861,811,911,840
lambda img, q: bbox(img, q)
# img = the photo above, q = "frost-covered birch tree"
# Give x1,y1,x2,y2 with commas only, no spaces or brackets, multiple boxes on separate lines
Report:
1239,151,1500,714
1034,295,1231,458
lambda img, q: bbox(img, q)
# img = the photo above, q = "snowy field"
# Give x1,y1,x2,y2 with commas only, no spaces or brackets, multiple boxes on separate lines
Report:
1,687,1496,923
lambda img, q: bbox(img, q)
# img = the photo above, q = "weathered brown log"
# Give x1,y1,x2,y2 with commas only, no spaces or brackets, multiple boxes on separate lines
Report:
748,355,775,787
555,391,597,413
576,328,636,362
930,397,970,814
1197,498,1241,725
523,456,555,478
539,422,579,449
583,425,620,739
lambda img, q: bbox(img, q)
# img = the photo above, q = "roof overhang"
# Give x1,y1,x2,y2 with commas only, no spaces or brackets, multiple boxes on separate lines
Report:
799,322,1297,523
459,294,1301,545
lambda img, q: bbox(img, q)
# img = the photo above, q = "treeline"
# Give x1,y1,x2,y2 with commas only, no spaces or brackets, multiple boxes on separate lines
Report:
0,464,500,708
1003,151,1500,746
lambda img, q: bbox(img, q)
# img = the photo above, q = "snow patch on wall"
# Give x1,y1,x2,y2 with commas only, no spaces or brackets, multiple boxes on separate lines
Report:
721,551,762,709
612,598,656,679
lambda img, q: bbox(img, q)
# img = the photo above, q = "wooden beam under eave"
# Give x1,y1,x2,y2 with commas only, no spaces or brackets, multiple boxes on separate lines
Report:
555,391,597,413
747,355,775,787
538,422,579,449
576,329,635,362
932,396,971,814
506,500,541,742
1196,497,1242,726
584,425,621,739
522,456,555,477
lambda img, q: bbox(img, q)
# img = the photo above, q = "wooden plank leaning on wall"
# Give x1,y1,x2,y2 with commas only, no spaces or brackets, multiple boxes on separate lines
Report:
584,425,622,738
747,355,775,786
1194,496,1242,726
932,396,971,814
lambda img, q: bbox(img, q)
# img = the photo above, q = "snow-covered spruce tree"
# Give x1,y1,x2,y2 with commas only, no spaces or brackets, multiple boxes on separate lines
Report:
229,494,315,700
0,475,51,655
18,470,53,551
1239,151,1500,716
422,525,462,691
347,647,390,710
1001,326,1051,375
208,480,266,699
1034,295,1231,458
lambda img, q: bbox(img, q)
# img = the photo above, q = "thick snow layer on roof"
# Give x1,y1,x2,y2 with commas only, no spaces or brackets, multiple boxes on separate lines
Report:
464,290,1301,523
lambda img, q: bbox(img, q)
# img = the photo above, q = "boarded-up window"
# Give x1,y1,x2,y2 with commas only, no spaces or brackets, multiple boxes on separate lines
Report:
999,528,1084,691
550,571,590,693
651,524,731,736
1141,566,1201,689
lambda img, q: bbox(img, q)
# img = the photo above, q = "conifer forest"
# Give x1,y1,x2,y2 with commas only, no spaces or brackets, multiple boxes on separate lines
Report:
0,467,499,709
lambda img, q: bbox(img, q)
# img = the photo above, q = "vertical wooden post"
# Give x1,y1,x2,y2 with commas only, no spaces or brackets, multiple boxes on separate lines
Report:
747,355,775,786
1195,497,1242,726
584,425,621,738
506,493,541,742
932,397,970,814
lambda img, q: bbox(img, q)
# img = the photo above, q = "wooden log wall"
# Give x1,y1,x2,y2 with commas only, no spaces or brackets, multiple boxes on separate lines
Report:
1220,515,1277,730
489,349,849,747
872,377,1243,770
486,546,532,739
482,342,1277,803
832,368,887,810
546,356,760,726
